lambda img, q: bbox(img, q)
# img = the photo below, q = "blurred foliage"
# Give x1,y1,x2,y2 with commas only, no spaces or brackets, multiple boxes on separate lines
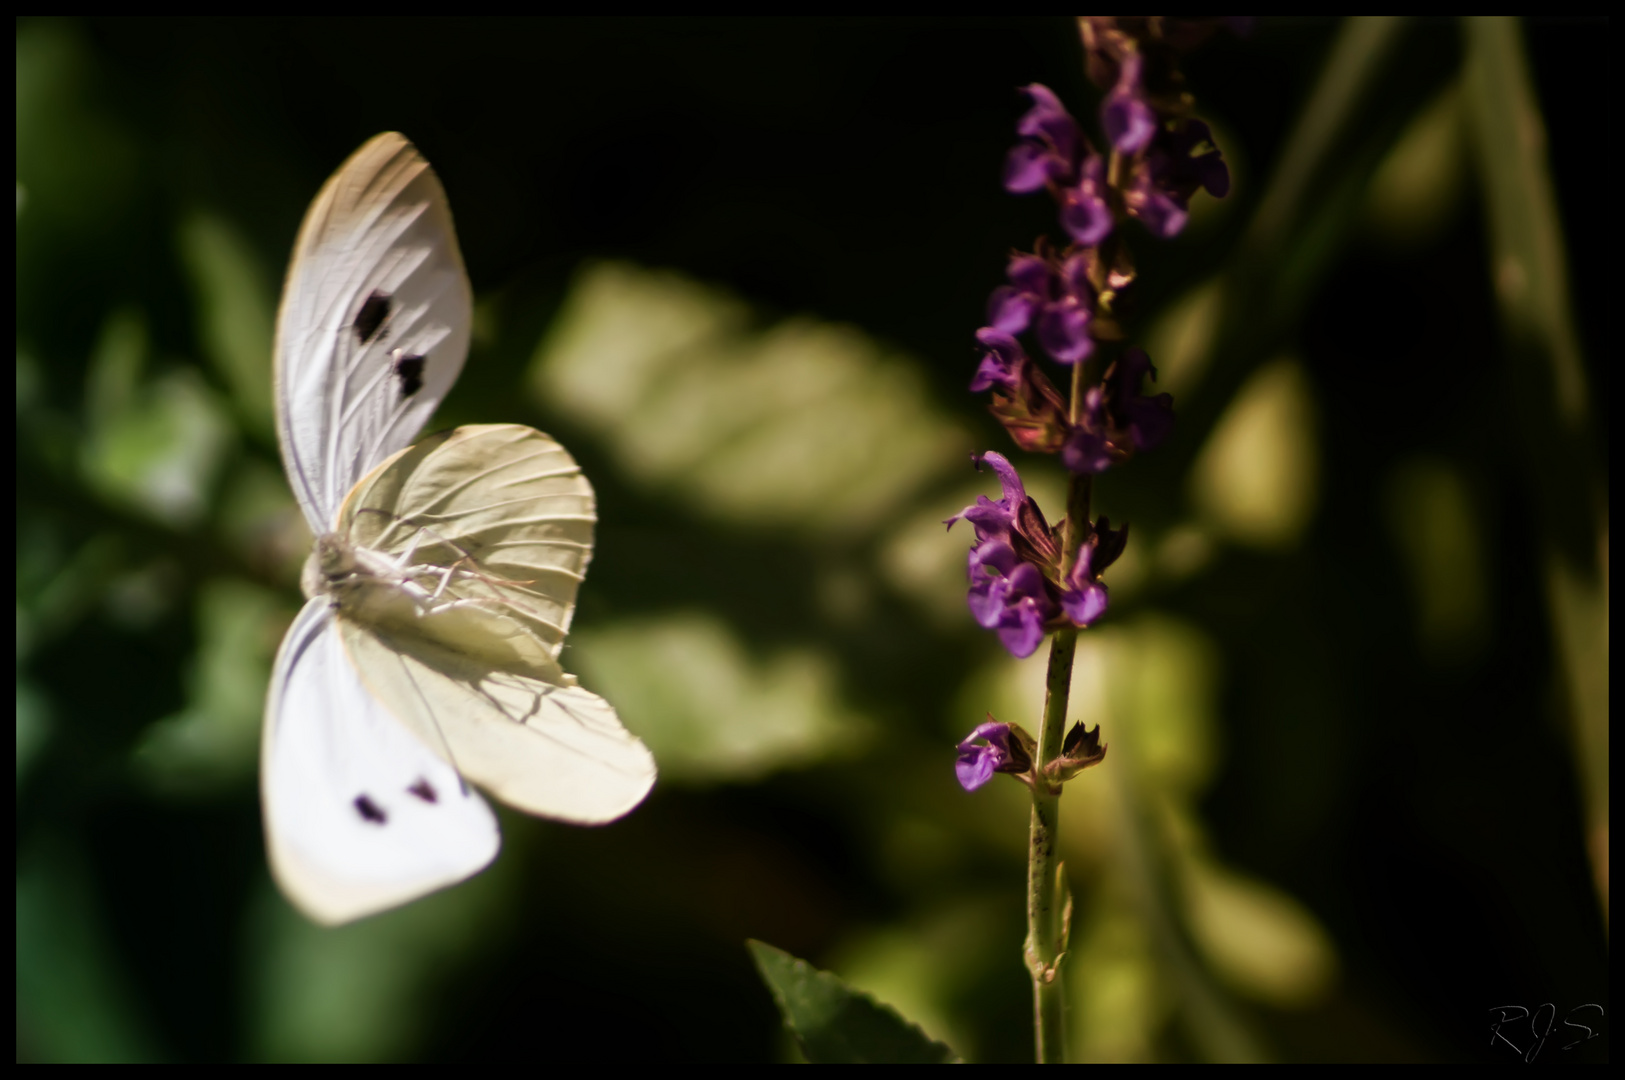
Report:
15,16,1608,1063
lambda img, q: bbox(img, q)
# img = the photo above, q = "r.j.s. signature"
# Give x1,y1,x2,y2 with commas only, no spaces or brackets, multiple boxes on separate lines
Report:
1489,1003,1605,1061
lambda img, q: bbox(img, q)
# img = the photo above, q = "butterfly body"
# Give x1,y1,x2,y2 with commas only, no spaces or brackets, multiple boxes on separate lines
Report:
264,135,654,926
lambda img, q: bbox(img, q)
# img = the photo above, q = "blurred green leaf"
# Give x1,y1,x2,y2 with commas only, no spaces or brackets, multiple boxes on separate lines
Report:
1147,17,1432,499
1382,457,1490,665
571,612,867,784
1189,358,1319,551
80,309,236,528
16,531,127,658
747,940,959,1064
1068,901,1162,1063
15,19,139,239
16,679,53,785
530,262,969,536
249,862,510,1062
176,212,276,438
1363,81,1467,249
824,895,1020,1062
133,578,282,795
1179,855,1338,1008
17,843,158,1062
1463,16,1607,921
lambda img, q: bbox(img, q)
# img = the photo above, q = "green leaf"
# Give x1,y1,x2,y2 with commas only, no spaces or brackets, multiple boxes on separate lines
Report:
528,261,968,537
571,613,867,785
747,940,960,1064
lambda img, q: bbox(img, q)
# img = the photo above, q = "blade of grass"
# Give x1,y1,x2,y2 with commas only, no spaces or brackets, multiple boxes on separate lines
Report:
1461,16,1608,927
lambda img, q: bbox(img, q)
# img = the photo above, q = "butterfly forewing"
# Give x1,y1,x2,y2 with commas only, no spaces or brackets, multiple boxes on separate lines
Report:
274,132,472,532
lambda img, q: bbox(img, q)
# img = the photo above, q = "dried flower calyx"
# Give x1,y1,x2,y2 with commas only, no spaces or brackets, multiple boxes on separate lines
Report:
954,717,1107,793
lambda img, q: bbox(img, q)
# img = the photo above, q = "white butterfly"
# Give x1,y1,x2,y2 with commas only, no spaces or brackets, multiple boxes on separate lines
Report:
264,132,656,926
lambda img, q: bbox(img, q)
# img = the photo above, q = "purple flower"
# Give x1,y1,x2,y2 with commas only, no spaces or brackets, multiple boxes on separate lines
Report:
1037,252,1097,364
1060,153,1114,247
1123,119,1229,238
1060,386,1116,475
947,452,1061,568
944,450,1028,542
982,557,1058,658
969,328,1028,394
1059,517,1128,627
986,251,1097,366
1102,52,1158,155
986,253,1051,336
1004,85,1083,193
967,539,1020,626
948,455,1066,657
1108,347,1175,452
1003,84,1117,248
1057,349,1174,475
955,720,1034,792
966,540,1059,657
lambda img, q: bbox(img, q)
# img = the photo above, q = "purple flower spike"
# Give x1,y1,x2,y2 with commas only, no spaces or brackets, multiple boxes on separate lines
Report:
1122,391,1175,451
1102,52,1158,155
955,719,1033,792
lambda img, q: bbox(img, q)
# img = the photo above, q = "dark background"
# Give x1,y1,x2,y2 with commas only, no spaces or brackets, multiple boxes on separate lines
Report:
15,17,1609,1062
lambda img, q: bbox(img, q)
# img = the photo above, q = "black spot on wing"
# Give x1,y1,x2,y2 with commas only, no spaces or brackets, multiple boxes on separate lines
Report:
355,291,392,344
407,778,438,803
354,794,388,824
392,352,426,398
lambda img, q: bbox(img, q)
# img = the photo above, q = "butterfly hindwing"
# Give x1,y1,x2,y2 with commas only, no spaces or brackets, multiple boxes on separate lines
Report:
331,423,657,822
341,619,658,825
341,424,599,663
262,598,499,926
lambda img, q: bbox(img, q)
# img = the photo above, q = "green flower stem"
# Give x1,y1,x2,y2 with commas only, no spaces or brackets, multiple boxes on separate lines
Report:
1024,358,1095,1063
1026,627,1075,1063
